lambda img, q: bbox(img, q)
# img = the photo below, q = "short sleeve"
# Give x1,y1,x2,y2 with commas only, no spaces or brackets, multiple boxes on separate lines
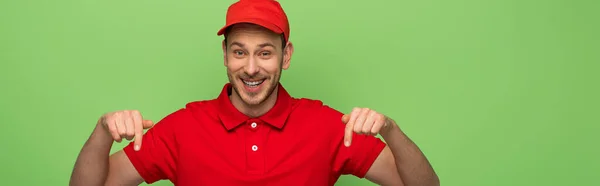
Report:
323,106,387,178
123,109,186,184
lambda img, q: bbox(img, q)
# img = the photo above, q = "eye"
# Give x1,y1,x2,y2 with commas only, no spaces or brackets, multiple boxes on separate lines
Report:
233,50,244,56
260,51,271,56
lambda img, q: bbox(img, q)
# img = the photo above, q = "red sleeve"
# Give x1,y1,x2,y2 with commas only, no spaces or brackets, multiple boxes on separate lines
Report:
123,109,185,184
323,106,387,178
337,133,386,178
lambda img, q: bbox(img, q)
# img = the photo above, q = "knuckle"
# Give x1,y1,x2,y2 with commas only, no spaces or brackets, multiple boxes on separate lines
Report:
102,113,114,121
99,114,108,122
369,109,377,115
101,118,111,127
113,112,121,118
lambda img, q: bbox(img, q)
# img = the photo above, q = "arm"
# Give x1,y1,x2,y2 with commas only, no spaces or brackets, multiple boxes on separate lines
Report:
343,108,439,186
363,146,405,186
69,123,144,186
69,111,152,186
367,120,439,186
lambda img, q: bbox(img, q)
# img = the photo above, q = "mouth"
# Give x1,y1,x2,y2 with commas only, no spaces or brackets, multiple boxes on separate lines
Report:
241,78,265,88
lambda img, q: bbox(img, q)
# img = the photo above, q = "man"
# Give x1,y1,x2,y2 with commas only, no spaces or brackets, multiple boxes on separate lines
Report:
69,0,439,185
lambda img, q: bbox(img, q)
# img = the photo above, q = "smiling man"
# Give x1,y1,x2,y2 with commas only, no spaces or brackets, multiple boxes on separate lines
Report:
69,0,439,186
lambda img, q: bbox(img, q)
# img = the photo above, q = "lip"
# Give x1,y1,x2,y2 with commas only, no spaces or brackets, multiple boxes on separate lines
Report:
240,78,266,93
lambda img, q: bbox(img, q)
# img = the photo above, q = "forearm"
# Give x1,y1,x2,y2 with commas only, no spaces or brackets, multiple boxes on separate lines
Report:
69,122,114,186
381,119,439,186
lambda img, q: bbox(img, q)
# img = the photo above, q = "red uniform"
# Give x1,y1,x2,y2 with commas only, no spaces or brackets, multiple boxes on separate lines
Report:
123,83,386,186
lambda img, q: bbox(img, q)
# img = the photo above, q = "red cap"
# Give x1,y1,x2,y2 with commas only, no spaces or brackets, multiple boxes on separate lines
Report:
217,0,290,42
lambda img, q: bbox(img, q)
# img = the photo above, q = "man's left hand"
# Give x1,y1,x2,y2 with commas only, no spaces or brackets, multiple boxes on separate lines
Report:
342,107,394,147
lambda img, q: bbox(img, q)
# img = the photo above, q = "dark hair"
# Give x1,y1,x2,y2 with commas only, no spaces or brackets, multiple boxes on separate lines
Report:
223,27,287,51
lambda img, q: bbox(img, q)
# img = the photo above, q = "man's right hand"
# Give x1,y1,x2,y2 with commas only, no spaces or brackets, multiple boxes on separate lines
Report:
99,110,154,151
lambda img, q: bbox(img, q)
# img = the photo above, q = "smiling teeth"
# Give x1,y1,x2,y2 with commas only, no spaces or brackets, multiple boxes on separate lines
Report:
243,80,264,86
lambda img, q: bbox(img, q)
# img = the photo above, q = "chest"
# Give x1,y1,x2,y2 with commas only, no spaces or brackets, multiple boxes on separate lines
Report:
172,118,340,186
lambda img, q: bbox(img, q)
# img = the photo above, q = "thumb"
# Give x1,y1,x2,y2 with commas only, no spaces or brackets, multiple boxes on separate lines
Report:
341,114,350,124
142,120,154,129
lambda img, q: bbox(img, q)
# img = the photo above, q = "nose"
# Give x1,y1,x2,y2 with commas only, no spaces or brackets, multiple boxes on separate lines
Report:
244,56,260,76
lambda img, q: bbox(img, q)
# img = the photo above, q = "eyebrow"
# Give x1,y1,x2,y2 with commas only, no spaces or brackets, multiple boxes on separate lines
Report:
230,41,245,48
230,41,276,49
257,42,276,49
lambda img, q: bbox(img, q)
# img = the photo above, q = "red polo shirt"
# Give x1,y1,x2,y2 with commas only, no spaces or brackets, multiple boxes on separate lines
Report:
123,83,386,186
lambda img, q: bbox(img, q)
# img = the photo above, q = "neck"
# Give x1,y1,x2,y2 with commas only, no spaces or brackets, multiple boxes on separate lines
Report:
230,85,279,118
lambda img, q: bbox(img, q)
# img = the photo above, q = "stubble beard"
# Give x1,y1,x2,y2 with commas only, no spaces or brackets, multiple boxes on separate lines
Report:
227,67,282,107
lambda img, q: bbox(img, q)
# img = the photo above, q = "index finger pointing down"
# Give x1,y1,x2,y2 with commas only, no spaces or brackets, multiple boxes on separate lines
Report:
132,111,143,151
344,108,361,147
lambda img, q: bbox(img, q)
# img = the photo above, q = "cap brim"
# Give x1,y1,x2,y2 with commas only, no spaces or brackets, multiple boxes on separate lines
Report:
217,18,284,36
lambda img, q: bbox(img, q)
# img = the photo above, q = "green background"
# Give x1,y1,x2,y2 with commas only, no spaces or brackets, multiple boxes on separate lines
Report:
1,0,598,185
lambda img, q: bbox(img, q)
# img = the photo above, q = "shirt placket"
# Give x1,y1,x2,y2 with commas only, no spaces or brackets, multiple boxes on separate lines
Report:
244,119,267,175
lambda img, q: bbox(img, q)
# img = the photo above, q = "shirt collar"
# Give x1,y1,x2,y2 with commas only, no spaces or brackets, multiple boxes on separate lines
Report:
216,82,293,131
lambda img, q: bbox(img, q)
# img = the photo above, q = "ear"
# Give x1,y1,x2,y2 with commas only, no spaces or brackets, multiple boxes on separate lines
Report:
222,40,227,66
282,41,294,70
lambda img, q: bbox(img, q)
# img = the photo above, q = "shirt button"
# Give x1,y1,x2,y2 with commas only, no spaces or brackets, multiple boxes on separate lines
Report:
251,122,257,128
251,145,258,151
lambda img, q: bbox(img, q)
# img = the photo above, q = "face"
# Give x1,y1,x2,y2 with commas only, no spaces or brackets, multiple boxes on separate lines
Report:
223,23,293,106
